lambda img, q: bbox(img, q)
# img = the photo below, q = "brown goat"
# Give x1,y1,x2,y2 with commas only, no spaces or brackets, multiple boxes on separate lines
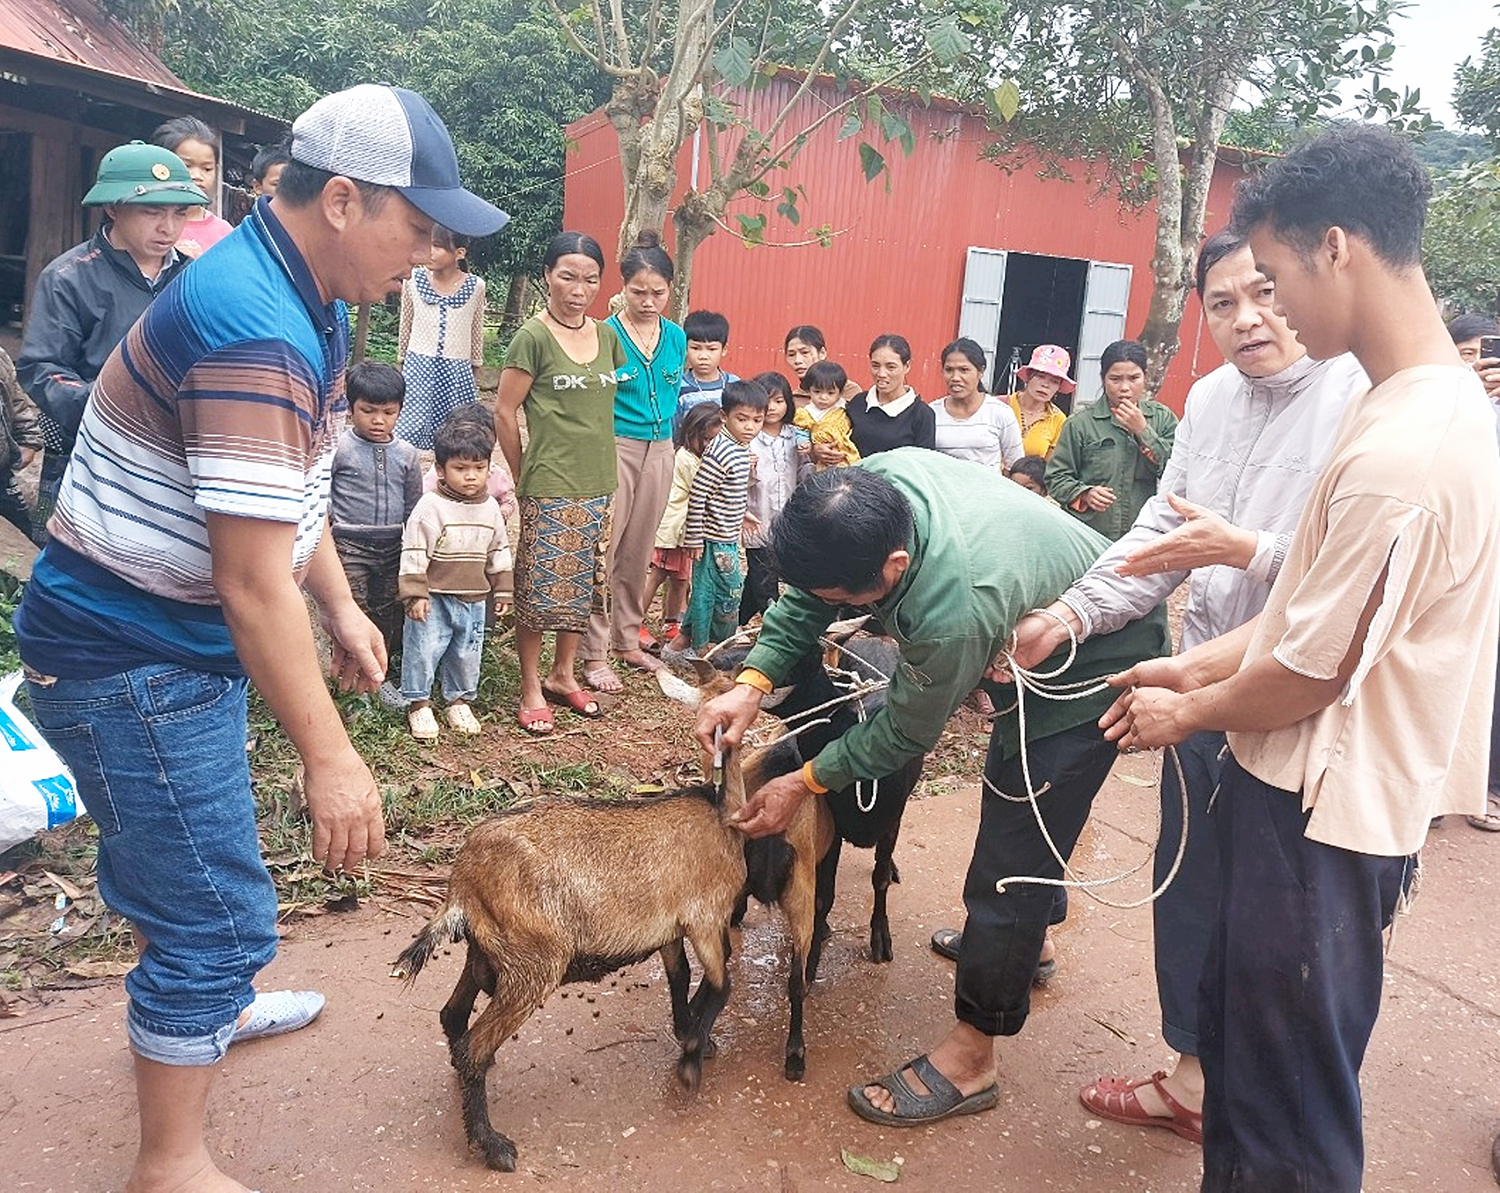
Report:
392,750,762,1172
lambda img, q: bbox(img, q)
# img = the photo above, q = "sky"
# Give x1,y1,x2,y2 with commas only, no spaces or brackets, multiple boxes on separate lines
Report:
1377,0,1498,127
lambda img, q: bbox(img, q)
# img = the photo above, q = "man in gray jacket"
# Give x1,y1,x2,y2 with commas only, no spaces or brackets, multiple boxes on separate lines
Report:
17,141,203,540
937,228,1366,1143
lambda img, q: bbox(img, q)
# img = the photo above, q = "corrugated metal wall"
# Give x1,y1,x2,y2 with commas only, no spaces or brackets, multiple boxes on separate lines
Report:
564,77,1250,412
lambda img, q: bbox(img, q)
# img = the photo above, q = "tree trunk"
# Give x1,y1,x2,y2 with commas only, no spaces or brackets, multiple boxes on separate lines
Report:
501,272,529,336
669,189,719,319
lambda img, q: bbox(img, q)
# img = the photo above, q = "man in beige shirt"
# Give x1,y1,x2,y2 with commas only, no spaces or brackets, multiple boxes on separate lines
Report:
1101,124,1500,1192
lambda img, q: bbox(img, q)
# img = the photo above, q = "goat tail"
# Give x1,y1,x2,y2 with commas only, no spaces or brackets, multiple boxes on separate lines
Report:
390,905,468,987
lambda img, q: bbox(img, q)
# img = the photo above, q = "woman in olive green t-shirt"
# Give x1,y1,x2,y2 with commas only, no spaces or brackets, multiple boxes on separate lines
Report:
495,231,625,735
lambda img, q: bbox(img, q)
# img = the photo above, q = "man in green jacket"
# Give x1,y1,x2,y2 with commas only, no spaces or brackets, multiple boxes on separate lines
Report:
697,448,1166,1127
1046,340,1178,540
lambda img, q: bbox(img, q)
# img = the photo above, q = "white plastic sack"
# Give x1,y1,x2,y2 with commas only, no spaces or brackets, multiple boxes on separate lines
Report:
0,670,82,852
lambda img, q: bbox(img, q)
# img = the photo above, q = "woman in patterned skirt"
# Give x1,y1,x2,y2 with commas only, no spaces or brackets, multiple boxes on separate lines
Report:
396,226,486,450
495,231,624,734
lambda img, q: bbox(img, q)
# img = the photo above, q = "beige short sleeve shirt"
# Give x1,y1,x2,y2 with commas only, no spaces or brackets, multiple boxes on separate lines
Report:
1228,365,1500,856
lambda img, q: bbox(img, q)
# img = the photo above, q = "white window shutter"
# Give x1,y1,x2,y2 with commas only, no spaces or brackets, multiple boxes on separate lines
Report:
1075,260,1133,407
958,247,1007,391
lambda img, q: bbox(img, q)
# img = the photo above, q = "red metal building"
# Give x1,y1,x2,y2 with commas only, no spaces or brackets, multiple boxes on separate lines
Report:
563,75,1257,413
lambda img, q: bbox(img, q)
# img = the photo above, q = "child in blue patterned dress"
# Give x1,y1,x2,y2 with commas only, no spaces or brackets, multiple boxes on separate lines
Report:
396,226,486,450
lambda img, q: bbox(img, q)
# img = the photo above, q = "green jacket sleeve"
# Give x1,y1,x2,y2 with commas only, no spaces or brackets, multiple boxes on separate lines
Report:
809,630,993,792
1043,418,1090,509
1136,404,1178,479
740,586,836,682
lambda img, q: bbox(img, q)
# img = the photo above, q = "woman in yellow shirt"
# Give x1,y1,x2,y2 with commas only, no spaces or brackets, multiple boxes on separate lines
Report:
1008,344,1075,457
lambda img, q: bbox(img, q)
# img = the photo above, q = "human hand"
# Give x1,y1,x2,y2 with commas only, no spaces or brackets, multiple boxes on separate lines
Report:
694,681,763,753
1082,486,1116,512
811,441,844,467
318,600,387,693
748,455,759,478
689,545,704,562
1116,494,1257,576
1478,357,1500,402
303,745,386,873
729,769,812,838
1114,399,1148,435
407,598,429,623
17,447,35,469
986,604,1077,682
743,513,763,538
1099,685,1194,751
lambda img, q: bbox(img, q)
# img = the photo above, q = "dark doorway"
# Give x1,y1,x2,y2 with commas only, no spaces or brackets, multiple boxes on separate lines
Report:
0,131,31,326
992,252,1088,412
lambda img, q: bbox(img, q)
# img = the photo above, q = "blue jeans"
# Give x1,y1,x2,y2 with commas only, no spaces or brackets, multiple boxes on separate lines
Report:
25,664,277,1064
401,593,485,702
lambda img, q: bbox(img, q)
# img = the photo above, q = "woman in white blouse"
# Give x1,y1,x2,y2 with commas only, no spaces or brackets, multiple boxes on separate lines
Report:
932,338,1024,471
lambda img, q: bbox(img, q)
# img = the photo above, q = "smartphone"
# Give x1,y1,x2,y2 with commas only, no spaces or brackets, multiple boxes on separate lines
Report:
1480,335,1500,362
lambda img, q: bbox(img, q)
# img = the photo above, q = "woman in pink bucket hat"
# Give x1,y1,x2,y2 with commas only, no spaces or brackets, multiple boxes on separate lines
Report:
1009,344,1075,458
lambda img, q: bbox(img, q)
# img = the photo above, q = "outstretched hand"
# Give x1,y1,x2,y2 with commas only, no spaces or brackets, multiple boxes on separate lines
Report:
1116,494,1256,577
319,602,387,694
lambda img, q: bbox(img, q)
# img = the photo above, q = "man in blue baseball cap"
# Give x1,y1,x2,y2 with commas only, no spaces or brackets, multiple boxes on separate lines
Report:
14,86,506,1193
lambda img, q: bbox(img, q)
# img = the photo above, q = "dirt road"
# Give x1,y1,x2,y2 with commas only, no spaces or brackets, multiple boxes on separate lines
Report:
4,760,1498,1192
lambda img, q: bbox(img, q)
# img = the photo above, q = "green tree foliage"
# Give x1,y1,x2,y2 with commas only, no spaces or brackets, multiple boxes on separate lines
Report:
1455,24,1500,146
1424,160,1500,315
107,0,609,278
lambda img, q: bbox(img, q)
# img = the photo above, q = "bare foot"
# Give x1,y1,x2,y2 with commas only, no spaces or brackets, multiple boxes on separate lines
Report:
615,648,663,673
127,1154,250,1193
861,1022,996,1115
1131,1054,1203,1118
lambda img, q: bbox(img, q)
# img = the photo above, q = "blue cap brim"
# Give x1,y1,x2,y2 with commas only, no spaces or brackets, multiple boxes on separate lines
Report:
398,185,509,238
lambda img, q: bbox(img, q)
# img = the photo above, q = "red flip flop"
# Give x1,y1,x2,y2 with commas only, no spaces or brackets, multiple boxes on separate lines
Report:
517,704,554,736
543,685,603,718
1079,1071,1203,1144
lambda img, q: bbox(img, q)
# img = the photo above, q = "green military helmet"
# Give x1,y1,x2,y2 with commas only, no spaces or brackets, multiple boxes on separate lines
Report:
81,140,210,207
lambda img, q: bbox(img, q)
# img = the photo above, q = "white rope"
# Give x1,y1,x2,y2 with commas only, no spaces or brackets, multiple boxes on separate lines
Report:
986,608,1191,910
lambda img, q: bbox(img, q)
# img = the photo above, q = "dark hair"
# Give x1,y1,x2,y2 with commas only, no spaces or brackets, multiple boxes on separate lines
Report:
1230,123,1432,269
803,360,848,393
1100,340,1149,377
1008,456,1048,494
769,468,914,593
275,161,389,213
346,361,405,407
251,141,291,183
153,115,219,160
869,334,912,365
620,228,674,284
1194,229,1247,298
442,401,496,435
683,310,730,344
674,400,724,452
432,226,472,253
753,370,793,408
721,379,768,415
434,419,495,466
543,230,605,273
785,325,826,352
1447,313,1498,345
941,337,986,372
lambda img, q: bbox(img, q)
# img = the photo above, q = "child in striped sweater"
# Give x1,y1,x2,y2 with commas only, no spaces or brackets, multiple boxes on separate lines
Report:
682,380,766,649
399,418,512,740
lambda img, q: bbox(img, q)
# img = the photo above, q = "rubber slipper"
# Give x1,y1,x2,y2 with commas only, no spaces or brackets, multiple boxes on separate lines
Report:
639,627,663,655
1079,1070,1203,1144
582,665,625,694
517,704,554,736
233,990,325,1043
847,1054,999,1127
544,685,602,718
1466,793,1500,831
929,927,1058,983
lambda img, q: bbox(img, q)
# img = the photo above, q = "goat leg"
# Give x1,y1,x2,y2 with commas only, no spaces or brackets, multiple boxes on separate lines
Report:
660,938,694,1045
869,823,901,964
806,836,842,983
440,946,495,1069
781,854,819,1081
678,927,732,1090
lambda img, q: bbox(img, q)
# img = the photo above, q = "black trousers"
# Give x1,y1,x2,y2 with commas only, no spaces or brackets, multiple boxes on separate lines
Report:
335,536,404,660
1199,755,1411,1193
739,546,779,625
1153,729,1226,1056
954,720,1118,1036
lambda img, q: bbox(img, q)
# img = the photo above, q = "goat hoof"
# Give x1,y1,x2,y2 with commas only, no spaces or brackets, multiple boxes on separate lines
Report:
677,1054,703,1091
890,862,902,884
784,1053,806,1082
482,1136,518,1172
870,933,893,964
702,1035,719,1060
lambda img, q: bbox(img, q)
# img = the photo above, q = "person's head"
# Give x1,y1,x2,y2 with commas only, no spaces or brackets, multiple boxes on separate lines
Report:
675,399,724,455
442,401,496,438
803,360,848,411
1448,313,1499,366
82,141,207,264
275,84,508,305
942,337,987,400
542,230,605,321
784,325,828,378
1007,456,1048,497
868,334,912,399
721,379,767,444
434,418,495,499
251,142,291,196
683,310,730,380
153,116,219,207
429,225,471,275
769,468,914,602
1230,123,1432,361
1100,340,1149,409
346,361,405,442
1194,228,1304,378
619,229,674,321
753,370,793,428
1017,344,1076,403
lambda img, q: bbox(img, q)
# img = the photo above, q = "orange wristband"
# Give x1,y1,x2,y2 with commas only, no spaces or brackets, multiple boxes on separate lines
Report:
801,760,829,794
736,668,774,694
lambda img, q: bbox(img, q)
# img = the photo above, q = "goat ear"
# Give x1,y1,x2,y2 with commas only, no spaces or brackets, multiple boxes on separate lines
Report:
689,658,719,687
655,669,702,709
824,614,871,644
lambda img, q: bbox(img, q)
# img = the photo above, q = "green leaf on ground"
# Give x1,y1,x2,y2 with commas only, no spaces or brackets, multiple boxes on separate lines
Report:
841,1149,900,1182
